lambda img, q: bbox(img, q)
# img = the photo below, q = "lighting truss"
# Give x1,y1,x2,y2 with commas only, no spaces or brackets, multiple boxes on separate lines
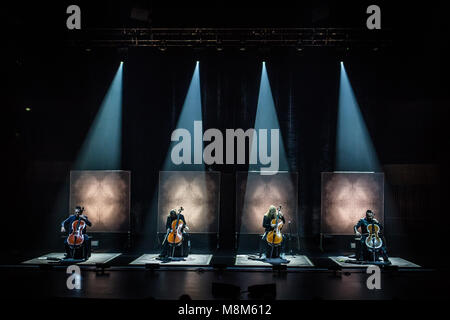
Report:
67,27,391,49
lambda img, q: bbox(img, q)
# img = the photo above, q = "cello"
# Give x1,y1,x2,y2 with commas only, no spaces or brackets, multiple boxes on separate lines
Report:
266,205,284,258
66,208,87,258
167,207,184,257
365,221,383,262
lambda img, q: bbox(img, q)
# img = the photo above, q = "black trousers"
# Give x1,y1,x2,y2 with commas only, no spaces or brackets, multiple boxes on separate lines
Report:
64,235,91,259
259,232,286,258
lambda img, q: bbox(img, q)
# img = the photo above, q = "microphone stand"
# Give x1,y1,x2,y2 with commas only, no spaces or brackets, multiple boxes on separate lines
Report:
269,215,276,259
161,229,169,247
371,221,376,262
288,221,294,257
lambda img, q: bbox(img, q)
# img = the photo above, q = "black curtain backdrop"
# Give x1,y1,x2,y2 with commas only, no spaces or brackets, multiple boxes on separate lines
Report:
7,45,448,256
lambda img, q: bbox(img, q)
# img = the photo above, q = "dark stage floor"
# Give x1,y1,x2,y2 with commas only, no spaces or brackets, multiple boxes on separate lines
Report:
1,265,449,300
1,252,449,300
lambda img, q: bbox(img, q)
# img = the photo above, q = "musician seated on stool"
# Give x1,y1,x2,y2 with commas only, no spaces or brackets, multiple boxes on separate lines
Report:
259,205,287,259
61,206,92,259
354,209,389,263
159,209,190,258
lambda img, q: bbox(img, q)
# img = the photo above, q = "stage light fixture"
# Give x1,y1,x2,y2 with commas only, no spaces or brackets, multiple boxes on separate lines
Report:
117,47,128,62
159,41,168,52
216,39,223,51
239,41,247,51
296,39,303,52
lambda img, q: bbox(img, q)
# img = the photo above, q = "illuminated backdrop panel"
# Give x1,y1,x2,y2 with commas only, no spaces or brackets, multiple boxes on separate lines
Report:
236,171,298,234
69,170,130,232
158,171,220,233
321,172,384,235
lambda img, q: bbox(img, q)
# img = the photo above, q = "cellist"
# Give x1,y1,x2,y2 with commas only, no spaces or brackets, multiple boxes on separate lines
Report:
354,209,389,262
61,206,92,259
259,205,287,259
159,208,190,258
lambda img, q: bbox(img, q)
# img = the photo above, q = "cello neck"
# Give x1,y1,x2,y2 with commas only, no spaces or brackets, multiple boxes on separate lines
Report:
75,216,81,231
174,213,181,229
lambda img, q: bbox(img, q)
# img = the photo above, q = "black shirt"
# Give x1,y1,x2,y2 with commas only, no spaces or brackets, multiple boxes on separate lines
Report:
166,213,187,230
62,214,92,234
263,214,285,232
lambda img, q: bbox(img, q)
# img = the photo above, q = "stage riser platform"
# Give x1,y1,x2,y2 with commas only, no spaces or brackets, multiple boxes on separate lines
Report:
22,253,122,265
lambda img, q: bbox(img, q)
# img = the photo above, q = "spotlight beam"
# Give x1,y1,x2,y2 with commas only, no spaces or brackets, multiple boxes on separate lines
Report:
336,62,380,172
74,63,123,170
163,62,204,171
237,62,297,253
249,62,290,173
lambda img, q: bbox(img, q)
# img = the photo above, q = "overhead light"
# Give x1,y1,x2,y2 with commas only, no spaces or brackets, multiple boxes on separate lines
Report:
117,47,128,61
239,40,246,51
216,39,223,51
296,39,303,52
159,40,167,52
